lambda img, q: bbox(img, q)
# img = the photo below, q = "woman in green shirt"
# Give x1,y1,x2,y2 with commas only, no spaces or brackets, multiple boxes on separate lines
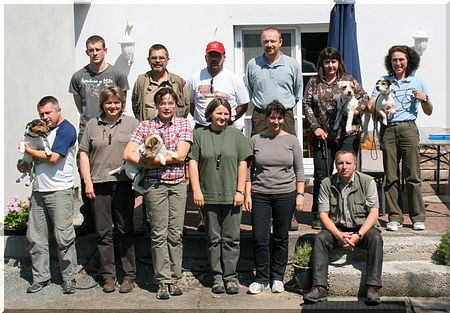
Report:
188,97,252,295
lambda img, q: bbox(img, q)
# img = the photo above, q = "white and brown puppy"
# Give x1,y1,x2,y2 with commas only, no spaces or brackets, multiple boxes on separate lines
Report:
361,80,396,143
333,80,359,133
108,133,177,194
16,119,52,185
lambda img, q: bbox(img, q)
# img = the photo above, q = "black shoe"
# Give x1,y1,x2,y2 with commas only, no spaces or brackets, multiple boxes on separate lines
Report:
303,285,327,303
169,283,183,296
225,281,240,294
62,279,76,294
156,283,170,300
311,219,323,230
27,279,50,293
365,285,381,305
211,282,225,294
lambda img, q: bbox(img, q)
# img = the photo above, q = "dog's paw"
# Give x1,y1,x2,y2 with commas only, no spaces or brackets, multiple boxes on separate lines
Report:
159,157,167,166
44,147,52,156
19,141,26,154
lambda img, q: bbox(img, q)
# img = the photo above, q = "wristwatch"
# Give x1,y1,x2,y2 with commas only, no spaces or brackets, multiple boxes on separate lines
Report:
355,231,364,240
236,190,245,196
297,192,305,196
421,95,429,103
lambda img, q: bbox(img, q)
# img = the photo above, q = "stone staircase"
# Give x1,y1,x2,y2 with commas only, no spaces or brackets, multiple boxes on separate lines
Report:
3,229,449,297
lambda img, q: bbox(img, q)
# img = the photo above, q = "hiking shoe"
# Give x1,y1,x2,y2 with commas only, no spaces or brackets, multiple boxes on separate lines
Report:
62,279,76,294
102,279,116,293
156,283,170,300
290,217,299,231
413,222,425,231
248,282,270,294
225,281,240,294
271,280,285,293
311,219,323,230
119,278,134,293
211,282,225,294
365,285,381,305
386,221,403,231
169,283,183,296
303,285,327,303
27,279,50,293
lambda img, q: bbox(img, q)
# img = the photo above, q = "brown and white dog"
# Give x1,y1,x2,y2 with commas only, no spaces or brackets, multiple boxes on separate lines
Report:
333,80,359,133
108,133,177,194
16,119,52,186
362,79,396,143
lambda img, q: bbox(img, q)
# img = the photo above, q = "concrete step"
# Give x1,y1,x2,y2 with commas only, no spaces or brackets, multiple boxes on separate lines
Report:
325,260,450,297
4,231,442,262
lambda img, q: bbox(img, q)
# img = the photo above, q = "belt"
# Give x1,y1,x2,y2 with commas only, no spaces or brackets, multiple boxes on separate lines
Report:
254,106,294,113
386,120,415,127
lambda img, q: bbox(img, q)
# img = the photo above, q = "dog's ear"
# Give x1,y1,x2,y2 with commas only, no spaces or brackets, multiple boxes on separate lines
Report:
351,79,359,88
26,121,33,129
150,137,159,146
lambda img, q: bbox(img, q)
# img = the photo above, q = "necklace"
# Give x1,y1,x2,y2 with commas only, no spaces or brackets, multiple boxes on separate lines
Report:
102,118,121,145
209,126,227,170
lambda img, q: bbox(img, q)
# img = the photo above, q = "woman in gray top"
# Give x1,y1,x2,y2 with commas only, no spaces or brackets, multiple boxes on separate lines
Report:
244,101,306,294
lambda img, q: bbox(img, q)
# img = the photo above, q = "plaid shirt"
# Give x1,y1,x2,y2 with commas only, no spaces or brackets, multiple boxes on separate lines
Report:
130,116,193,184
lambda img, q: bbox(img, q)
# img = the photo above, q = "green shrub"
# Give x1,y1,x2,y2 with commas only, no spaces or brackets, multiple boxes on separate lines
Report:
293,240,313,268
437,228,450,266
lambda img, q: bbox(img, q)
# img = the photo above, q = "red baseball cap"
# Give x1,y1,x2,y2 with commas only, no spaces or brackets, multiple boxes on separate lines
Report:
206,41,225,54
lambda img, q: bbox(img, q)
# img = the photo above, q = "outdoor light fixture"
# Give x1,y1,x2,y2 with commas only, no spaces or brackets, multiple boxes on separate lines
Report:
119,20,135,66
413,28,429,56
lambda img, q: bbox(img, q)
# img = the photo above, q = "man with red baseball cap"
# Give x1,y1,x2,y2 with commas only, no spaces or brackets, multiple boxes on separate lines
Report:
189,41,249,129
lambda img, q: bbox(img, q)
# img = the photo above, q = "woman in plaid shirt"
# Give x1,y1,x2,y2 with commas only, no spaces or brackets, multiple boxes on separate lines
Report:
123,87,193,300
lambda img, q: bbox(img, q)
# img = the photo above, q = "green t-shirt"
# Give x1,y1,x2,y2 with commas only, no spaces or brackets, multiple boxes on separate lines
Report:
189,126,252,204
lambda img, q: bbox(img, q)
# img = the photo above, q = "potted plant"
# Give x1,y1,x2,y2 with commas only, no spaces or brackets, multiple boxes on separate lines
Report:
292,240,313,292
2,194,30,235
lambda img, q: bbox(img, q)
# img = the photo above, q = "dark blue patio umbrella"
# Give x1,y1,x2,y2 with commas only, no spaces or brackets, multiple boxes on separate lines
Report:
328,0,362,84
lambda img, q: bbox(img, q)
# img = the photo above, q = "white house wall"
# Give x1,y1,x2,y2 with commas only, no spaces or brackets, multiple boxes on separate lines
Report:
4,4,78,208
73,3,447,125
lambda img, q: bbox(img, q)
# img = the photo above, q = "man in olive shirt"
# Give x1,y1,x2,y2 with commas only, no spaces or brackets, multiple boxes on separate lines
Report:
132,44,190,121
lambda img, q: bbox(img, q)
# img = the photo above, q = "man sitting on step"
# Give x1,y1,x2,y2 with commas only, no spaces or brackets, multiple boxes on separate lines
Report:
303,150,383,306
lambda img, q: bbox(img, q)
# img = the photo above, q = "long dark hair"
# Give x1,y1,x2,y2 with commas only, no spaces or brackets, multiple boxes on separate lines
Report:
316,47,346,80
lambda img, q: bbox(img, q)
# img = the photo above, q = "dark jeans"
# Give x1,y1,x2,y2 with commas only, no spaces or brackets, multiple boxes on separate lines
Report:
92,181,136,281
311,227,383,287
251,191,296,283
311,135,360,217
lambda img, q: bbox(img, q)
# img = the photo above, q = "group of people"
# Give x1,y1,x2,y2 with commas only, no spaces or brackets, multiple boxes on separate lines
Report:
18,25,432,306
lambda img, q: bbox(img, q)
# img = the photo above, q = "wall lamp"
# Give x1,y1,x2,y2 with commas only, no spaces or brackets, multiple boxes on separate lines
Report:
119,20,135,66
412,28,429,56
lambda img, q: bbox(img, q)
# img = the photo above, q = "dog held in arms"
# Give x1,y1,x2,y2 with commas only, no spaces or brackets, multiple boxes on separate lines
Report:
16,119,52,186
108,133,177,194
333,80,359,133
361,79,396,143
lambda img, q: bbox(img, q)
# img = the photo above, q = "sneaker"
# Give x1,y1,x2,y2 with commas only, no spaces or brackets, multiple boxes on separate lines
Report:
386,221,403,231
413,222,425,231
102,279,116,293
303,285,327,303
62,279,76,294
248,282,270,294
211,282,225,294
169,283,183,296
311,219,323,230
156,283,170,300
225,281,240,294
365,285,381,305
119,278,134,293
26,279,50,293
271,280,285,293
290,217,299,231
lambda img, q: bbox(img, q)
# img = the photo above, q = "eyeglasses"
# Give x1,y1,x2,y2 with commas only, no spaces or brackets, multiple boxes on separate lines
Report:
210,78,214,94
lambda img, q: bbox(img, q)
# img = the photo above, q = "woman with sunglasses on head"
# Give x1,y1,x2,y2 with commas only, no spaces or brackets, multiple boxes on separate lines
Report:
367,45,433,232
302,47,369,230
